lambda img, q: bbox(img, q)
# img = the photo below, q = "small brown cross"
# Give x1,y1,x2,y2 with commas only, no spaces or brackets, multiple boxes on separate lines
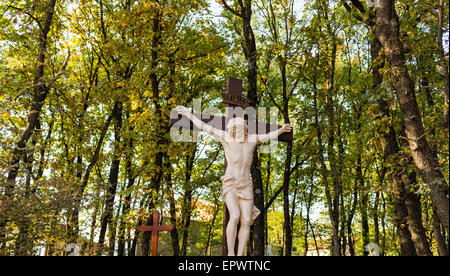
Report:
137,210,173,256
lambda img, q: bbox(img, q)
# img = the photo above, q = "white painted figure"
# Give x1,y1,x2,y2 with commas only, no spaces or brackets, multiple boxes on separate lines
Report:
175,106,293,256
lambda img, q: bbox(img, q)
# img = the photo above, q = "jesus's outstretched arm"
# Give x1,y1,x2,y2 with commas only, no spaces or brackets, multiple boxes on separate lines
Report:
175,106,226,140
252,124,293,144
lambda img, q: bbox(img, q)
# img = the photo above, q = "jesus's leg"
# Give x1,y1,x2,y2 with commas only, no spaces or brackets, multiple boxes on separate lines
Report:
224,193,240,256
237,199,253,256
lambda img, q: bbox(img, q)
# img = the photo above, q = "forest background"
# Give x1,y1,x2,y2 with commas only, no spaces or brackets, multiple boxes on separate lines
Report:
0,0,448,256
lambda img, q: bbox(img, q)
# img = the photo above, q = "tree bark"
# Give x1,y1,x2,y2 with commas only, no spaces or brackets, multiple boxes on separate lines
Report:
140,8,169,255
358,154,370,256
432,208,449,256
398,126,432,256
437,0,449,128
280,55,293,257
98,101,123,253
166,166,180,256
374,0,449,232
181,147,196,256
68,102,116,243
371,36,417,256
314,84,340,256
117,122,136,256
0,0,58,243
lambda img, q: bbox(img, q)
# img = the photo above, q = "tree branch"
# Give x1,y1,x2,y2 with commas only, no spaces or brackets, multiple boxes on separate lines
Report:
264,185,283,213
48,48,71,87
7,5,42,30
220,0,243,17
350,0,366,14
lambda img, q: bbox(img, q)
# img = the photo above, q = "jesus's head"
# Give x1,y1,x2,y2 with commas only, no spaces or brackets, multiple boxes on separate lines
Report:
227,117,248,142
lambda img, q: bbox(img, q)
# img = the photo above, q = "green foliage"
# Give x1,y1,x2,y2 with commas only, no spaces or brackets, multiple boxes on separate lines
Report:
0,0,448,256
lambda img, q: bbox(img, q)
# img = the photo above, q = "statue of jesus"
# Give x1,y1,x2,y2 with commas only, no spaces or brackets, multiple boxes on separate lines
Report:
175,106,293,256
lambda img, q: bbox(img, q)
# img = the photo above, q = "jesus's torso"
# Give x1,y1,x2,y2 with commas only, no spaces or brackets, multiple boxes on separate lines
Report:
221,135,257,179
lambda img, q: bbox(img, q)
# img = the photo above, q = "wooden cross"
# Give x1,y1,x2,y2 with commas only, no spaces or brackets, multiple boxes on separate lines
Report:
170,78,293,256
137,210,173,256
170,78,293,142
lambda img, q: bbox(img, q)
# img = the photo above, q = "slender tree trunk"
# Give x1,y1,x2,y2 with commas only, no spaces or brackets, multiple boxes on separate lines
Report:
88,173,102,255
303,172,314,256
280,65,293,256
108,192,123,256
204,198,219,256
314,85,340,256
140,8,168,256
437,0,449,128
181,146,196,256
347,179,358,256
166,164,180,256
68,102,116,243
358,154,370,256
432,208,449,256
374,191,380,248
392,177,417,256
36,119,54,180
325,44,341,257
242,3,265,257
118,123,136,256
98,102,123,252
15,132,38,255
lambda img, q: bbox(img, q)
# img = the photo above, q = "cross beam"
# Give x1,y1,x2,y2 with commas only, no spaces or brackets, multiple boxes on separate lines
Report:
169,78,293,142
170,113,293,141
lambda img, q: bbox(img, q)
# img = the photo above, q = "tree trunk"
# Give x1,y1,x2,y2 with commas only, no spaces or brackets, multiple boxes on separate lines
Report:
358,154,370,256
374,191,380,249
374,0,449,232
166,161,180,256
117,123,136,256
140,8,168,256
398,145,432,256
432,208,449,256
281,64,293,256
0,0,58,243
371,36,417,256
437,0,449,128
68,102,116,243
314,85,340,256
347,179,358,256
181,149,195,256
243,3,265,257
303,171,314,256
98,101,123,252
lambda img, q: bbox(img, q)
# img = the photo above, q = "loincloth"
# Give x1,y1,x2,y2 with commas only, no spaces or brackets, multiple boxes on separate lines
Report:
220,175,261,224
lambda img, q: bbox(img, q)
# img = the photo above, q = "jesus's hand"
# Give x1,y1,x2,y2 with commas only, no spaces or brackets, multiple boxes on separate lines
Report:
281,124,293,133
175,106,191,117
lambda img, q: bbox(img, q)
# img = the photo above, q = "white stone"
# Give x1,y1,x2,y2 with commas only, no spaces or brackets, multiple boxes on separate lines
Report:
175,106,292,256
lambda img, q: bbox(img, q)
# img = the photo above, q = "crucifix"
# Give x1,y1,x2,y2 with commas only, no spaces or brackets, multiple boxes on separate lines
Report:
170,78,293,256
137,210,173,256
